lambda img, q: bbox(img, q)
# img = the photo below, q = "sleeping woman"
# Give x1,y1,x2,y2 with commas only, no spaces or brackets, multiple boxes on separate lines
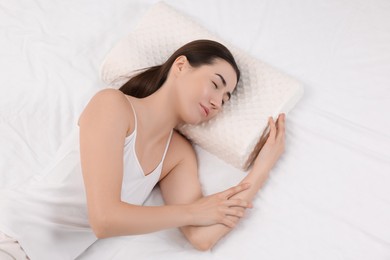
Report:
0,39,285,260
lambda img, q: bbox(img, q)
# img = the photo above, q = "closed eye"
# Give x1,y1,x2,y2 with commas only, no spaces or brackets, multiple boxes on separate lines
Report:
212,81,218,89
212,81,230,106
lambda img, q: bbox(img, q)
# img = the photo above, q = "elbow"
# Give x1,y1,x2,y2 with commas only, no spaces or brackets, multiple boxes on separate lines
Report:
92,225,110,239
185,229,216,251
193,240,214,252
89,213,111,239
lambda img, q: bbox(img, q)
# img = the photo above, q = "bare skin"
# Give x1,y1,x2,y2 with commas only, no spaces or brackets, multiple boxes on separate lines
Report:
78,56,285,250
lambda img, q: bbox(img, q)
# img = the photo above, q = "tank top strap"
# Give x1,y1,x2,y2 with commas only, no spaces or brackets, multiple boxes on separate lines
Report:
127,99,138,134
161,129,174,162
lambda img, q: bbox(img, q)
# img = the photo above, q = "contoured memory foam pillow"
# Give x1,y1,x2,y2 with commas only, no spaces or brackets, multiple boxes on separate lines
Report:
100,2,304,170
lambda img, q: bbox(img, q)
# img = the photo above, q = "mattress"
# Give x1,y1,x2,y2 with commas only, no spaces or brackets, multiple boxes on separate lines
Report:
1,0,389,259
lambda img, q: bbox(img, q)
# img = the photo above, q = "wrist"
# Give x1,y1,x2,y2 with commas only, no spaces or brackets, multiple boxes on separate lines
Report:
181,204,195,226
252,158,273,173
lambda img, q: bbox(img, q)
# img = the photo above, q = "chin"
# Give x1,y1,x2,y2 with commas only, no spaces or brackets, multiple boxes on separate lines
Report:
186,117,202,125
183,112,203,125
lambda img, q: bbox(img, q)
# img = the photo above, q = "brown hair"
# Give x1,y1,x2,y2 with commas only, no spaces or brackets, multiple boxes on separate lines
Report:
119,39,240,98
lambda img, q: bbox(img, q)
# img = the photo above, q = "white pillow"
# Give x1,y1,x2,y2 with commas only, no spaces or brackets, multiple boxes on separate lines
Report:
100,2,304,170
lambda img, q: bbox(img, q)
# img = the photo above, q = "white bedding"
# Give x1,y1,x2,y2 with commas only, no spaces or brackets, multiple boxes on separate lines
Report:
1,0,389,259
99,2,304,171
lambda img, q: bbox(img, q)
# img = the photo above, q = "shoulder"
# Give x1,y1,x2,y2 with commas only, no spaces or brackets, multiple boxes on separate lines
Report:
86,88,129,108
161,130,198,177
80,88,130,118
79,88,133,135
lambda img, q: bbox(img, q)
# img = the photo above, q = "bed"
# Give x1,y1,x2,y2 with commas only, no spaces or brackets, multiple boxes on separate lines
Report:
1,0,390,259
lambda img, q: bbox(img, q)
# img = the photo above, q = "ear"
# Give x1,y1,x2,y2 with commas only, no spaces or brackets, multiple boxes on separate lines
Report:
172,55,188,75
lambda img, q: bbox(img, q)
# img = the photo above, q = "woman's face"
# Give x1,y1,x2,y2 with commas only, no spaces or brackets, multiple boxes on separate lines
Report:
175,57,237,125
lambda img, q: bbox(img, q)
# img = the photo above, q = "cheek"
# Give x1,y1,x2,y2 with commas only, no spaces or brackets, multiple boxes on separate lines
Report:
198,83,213,100
177,90,202,124
185,74,209,97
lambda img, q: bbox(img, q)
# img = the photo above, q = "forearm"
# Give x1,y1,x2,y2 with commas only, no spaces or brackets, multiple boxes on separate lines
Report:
181,163,271,250
91,202,192,238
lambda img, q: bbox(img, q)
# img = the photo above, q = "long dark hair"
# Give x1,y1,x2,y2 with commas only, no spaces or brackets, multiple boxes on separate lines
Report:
119,39,240,98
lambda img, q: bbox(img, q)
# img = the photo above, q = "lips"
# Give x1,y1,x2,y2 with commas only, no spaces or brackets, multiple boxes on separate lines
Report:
200,104,209,117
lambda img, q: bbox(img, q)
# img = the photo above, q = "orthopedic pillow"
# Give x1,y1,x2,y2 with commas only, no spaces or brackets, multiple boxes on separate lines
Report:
100,2,304,170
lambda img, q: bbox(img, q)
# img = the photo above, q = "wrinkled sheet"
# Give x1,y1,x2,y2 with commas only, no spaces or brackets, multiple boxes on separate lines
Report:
1,0,389,259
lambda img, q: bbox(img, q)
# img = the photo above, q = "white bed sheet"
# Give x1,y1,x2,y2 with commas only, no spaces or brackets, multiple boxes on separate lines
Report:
1,0,389,259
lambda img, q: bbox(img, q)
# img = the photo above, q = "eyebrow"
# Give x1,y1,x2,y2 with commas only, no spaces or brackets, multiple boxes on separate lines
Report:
215,73,231,100
215,73,226,86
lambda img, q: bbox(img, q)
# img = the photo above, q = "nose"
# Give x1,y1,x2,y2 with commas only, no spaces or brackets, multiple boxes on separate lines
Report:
210,90,225,109
210,97,222,110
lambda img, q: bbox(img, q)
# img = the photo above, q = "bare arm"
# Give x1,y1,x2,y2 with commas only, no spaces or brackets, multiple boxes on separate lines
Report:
78,89,250,238
159,114,285,250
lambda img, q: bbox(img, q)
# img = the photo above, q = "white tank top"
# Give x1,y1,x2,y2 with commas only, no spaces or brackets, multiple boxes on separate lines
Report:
0,103,173,260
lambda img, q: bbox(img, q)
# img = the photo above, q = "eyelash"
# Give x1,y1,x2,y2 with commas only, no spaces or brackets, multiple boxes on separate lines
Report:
212,81,218,89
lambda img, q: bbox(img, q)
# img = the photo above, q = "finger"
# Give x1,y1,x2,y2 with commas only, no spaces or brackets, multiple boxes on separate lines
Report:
278,113,285,127
224,199,251,208
224,199,252,208
221,218,238,229
276,113,285,139
268,117,276,140
221,183,251,199
224,208,245,218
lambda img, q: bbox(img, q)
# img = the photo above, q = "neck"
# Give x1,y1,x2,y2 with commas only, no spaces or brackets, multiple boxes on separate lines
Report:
131,82,180,139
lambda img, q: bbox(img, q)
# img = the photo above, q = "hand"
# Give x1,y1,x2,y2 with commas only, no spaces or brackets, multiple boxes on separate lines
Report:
187,183,252,228
253,113,286,171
